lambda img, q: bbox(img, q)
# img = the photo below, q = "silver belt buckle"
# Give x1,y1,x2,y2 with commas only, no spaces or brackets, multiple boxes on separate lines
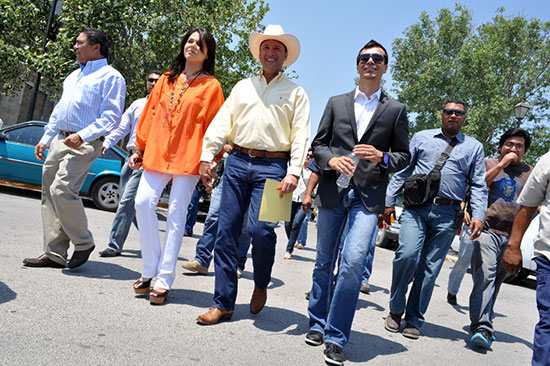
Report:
248,148,256,158
433,197,440,205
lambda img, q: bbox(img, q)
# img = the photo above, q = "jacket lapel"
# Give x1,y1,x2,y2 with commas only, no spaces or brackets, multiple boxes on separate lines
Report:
344,91,358,143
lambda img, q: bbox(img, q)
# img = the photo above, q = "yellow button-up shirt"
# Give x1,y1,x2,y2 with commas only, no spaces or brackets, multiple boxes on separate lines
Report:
201,72,310,177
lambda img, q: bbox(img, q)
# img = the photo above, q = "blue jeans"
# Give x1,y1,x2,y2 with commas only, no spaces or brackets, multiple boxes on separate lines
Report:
285,201,307,253
297,208,312,245
213,150,287,311
469,230,510,336
308,188,378,347
447,224,473,296
106,160,142,252
389,204,459,329
194,176,250,270
185,187,200,234
337,218,377,284
533,255,550,366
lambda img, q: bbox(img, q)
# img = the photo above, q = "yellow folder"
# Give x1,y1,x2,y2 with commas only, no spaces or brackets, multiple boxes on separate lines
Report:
258,179,292,223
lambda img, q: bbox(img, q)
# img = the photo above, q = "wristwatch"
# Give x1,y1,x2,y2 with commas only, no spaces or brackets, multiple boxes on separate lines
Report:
380,153,389,168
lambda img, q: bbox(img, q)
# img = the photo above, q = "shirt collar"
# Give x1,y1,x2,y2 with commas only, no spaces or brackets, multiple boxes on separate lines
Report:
79,58,108,73
435,128,465,143
259,69,284,83
354,87,381,102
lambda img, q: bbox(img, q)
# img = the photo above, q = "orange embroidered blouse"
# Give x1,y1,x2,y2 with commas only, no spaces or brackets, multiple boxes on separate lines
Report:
135,73,224,175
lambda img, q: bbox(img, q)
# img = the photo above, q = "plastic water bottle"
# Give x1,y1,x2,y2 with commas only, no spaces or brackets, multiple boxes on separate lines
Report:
336,153,359,188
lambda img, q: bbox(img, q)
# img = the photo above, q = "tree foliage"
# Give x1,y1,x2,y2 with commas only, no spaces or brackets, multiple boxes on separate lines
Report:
392,5,550,164
0,0,268,104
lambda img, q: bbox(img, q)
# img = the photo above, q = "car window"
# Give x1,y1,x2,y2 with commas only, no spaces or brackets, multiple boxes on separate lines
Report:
102,148,123,161
4,125,45,145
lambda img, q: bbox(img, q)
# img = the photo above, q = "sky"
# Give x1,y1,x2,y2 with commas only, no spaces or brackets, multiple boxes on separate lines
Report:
261,0,550,136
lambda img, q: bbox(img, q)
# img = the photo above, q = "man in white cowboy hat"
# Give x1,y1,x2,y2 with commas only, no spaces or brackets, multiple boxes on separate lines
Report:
196,24,310,325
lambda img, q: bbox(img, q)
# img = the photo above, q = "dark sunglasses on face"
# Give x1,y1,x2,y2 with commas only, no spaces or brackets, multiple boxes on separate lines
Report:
357,53,385,65
442,108,466,116
307,154,313,158
148,78,159,83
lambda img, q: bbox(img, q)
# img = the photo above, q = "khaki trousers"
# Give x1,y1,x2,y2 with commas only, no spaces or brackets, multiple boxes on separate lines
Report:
42,134,102,264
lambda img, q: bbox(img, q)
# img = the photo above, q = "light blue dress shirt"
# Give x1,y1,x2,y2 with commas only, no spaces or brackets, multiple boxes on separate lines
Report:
103,96,147,151
40,58,126,146
386,128,488,221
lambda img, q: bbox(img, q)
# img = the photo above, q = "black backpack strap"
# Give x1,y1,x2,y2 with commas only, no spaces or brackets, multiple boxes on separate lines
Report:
432,137,458,174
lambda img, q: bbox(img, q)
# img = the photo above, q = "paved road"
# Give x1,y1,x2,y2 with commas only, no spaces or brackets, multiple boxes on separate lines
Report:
0,184,537,365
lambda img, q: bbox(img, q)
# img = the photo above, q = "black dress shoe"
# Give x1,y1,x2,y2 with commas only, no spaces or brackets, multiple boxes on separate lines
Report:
23,255,65,268
99,248,121,257
67,245,95,269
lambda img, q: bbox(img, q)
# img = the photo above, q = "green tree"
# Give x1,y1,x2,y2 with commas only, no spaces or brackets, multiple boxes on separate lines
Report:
0,0,268,105
392,5,550,164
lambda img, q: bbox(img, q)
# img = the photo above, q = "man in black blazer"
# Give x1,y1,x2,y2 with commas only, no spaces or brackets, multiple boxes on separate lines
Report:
306,40,410,366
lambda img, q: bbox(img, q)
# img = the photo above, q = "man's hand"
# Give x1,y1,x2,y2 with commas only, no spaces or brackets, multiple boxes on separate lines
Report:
383,207,395,229
101,146,108,155
468,219,483,240
223,144,233,154
34,143,48,161
463,210,471,225
499,152,519,168
128,153,142,170
353,144,383,163
63,133,83,149
328,156,356,176
279,174,298,198
199,161,217,191
502,243,522,276
302,194,312,214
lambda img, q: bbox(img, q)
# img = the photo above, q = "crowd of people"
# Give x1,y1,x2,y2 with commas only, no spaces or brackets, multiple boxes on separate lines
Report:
20,25,549,366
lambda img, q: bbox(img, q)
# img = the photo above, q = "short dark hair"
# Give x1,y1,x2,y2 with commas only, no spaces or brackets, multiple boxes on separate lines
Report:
498,128,531,151
147,70,162,79
80,28,109,58
260,39,288,53
168,27,217,83
443,98,467,112
357,40,388,65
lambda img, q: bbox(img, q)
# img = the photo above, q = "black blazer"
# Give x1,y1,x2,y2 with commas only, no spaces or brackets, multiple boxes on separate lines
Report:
312,90,410,213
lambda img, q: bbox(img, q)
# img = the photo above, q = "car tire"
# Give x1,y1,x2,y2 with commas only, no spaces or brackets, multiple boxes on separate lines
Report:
91,176,120,212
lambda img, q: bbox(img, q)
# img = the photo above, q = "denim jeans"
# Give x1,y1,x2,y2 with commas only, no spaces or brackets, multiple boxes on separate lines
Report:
533,255,550,366
297,208,312,245
213,150,287,311
308,187,378,347
469,230,510,336
337,218,377,284
447,224,473,296
106,159,142,252
193,176,250,270
185,187,200,234
285,201,307,253
389,203,459,329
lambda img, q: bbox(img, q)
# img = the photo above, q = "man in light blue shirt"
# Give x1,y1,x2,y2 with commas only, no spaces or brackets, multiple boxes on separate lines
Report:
23,28,126,269
384,99,487,339
98,70,161,257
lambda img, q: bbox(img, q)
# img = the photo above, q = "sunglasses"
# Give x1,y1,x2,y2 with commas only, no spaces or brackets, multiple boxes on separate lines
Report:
306,154,313,158
357,53,385,65
147,78,159,83
442,108,466,116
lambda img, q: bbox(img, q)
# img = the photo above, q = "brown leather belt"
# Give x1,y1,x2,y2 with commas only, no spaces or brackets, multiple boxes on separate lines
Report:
231,143,290,160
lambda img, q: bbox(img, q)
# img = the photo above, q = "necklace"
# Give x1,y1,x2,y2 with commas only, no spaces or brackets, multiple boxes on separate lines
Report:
162,70,202,127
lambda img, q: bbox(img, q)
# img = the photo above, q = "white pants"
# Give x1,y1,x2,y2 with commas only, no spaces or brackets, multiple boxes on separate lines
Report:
135,169,198,289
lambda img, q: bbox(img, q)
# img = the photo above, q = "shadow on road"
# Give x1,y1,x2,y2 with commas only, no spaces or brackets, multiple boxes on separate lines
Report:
62,260,140,280
346,330,408,363
0,281,17,304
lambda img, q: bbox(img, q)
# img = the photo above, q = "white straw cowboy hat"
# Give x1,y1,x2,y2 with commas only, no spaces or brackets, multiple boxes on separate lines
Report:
249,24,300,67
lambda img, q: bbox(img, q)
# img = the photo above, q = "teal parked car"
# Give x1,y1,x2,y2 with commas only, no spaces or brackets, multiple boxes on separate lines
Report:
0,121,125,211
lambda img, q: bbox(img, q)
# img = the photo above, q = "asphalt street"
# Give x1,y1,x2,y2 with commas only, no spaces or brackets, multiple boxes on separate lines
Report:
0,184,538,365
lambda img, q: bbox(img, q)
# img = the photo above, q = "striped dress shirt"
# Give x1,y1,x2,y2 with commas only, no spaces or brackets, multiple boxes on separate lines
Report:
40,58,126,146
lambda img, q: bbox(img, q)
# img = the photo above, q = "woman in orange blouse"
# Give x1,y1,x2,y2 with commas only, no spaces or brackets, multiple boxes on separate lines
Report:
129,27,224,304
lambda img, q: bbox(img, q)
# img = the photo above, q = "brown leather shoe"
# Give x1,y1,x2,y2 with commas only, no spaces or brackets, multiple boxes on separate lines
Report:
23,254,65,268
196,308,233,325
250,286,267,314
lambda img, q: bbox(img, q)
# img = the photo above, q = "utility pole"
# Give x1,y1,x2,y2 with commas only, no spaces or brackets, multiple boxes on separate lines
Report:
25,0,59,122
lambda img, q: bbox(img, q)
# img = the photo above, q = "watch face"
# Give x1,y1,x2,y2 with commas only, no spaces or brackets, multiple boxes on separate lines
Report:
384,154,389,164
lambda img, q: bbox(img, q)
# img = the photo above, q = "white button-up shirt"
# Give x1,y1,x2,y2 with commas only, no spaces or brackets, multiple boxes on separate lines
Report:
354,87,381,140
